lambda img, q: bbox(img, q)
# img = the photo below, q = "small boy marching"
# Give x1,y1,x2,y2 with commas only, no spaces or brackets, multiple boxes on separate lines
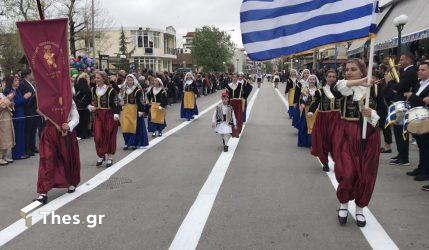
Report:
212,92,237,152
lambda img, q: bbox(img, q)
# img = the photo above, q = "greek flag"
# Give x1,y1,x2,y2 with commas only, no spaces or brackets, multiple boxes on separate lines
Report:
241,0,379,61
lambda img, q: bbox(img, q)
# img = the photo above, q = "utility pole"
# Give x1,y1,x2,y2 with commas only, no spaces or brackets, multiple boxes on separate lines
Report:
91,0,96,66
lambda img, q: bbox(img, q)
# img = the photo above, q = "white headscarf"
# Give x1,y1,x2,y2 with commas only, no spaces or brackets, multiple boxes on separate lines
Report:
300,69,311,88
307,74,320,97
184,72,194,86
152,77,164,95
289,69,299,84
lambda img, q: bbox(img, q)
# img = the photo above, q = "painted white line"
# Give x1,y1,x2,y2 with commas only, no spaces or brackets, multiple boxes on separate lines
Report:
274,87,289,110
169,89,260,250
275,85,398,250
0,99,221,247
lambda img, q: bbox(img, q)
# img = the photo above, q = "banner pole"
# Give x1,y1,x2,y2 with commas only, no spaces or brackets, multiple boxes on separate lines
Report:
36,0,45,20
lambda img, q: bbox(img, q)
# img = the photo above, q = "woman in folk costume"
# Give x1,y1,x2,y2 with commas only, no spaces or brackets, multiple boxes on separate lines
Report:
225,74,252,138
88,71,120,168
212,92,237,152
308,70,343,172
147,77,168,137
297,74,318,148
273,72,281,88
285,69,299,119
332,59,386,227
292,69,310,129
180,72,199,121
238,72,253,123
34,101,81,204
0,91,14,165
120,74,149,150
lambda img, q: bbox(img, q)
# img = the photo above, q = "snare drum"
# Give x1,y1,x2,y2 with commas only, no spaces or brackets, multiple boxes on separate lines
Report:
404,107,429,135
386,101,411,126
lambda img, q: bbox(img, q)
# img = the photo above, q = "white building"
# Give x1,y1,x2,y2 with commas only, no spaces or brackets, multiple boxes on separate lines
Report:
94,26,177,72
232,48,247,73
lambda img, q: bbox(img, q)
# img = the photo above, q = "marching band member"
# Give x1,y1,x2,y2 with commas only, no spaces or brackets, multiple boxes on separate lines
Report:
147,78,168,137
285,69,299,119
404,61,429,184
238,72,253,123
34,101,80,204
212,92,237,152
180,72,199,121
292,69,310,129
333,59,386,227
120,74,149,150
226,73,252,138
88,71,120,168
308,70,342,171
297,74,318,148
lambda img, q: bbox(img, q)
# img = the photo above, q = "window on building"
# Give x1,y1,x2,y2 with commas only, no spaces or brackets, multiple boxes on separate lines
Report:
137,31,143,48
153,32,160,48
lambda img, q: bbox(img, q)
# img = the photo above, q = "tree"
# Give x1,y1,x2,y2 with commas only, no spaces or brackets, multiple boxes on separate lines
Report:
192,26,235,72
0,32,24,75
116,27,132,72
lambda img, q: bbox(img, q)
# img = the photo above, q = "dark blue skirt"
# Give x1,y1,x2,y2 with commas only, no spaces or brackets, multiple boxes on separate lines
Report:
288,106,295,119
297,114,311,148
148,113,167,133
180,100,199,120
292,106,300,129
123,117,149,147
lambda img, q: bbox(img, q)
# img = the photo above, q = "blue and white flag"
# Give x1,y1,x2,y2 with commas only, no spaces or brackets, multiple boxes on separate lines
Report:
241,0,379,61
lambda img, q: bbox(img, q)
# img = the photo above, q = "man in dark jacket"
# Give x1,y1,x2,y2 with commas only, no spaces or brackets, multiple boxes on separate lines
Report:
388,53,418,166
19,69,39,156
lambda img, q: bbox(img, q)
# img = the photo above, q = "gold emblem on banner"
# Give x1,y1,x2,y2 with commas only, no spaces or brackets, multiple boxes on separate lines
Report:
43,45,57,69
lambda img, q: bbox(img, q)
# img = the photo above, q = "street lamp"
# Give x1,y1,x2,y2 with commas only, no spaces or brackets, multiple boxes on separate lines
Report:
393,14,408,57
236,58,239,73
223,61,226,73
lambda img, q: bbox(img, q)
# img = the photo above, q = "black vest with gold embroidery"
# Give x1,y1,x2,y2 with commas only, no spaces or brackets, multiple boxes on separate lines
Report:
92,86,114,109
124,88,140,105
341,86,378,121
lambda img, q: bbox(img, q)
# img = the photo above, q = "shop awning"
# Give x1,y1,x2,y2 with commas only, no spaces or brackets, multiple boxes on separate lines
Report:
375,0,429,51
347,38,368,56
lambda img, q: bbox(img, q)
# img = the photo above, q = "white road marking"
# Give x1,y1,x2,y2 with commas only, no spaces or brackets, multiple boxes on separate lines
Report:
169,89,260,250
275,86,399,250
0,100,221,247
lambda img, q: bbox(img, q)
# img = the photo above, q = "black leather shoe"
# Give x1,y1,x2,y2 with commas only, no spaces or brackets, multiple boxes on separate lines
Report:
67,186,76,193
123,146,128,151
322,163,330,172
106,159,113,168
224,146,229,152
422,185,429,191
96,157,104,166
407,168,420,176
356,214,366,227
33,195,48,204
337,209,348,225
414,175,429,181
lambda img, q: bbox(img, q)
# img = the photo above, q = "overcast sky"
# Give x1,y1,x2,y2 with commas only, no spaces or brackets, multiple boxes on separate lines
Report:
103,0,392,49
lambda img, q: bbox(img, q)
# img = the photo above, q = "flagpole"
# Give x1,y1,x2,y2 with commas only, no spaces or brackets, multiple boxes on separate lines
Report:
362,35,376,139
36,0,45,20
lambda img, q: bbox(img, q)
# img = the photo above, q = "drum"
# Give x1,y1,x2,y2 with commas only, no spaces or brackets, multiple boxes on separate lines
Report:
404,107,429,135
386,101,410,126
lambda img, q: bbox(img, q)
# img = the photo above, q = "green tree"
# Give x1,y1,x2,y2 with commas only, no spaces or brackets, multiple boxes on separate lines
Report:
192,26,235,72
115,26,134,72
0,32,23,75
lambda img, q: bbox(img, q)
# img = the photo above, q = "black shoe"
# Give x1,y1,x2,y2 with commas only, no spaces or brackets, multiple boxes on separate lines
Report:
356,214,366,227
337,209,348,225
224,146,229,152
33,195,48,204
414,175,429,181
390,155,399,161
406,168,420,176
106,159,113,168
19,155,29,160
380,148,392,153
390,159,410,166
123,146,128,151
158,132,163,137
152,132,157,138
129,146,136,150
67,186,76,193
96,157,104,166
422,185,429,191
27,152,35,157
34,149,39,154
322,164,330,172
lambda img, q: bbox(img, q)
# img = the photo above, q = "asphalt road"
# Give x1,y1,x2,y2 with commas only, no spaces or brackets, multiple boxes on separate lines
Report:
0,82,428,250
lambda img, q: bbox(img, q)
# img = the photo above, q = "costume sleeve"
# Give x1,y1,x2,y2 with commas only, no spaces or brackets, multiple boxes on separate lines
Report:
160,90,168,108
212,109,217,123
243,82,253,99
232,109,237,126
136,90,145,112
68,101,80,131
109,89,120,115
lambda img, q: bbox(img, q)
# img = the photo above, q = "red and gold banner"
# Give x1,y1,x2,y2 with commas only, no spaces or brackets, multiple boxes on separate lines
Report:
16,18,71,127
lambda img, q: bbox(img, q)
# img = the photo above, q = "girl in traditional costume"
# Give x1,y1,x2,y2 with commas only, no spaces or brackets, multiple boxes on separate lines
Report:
297,74,318,148
285,69,299,119
120,74,149,150
147,78,168,137
308,70,343,172
292,69,310,129
180,72,199,121
88,71,120,168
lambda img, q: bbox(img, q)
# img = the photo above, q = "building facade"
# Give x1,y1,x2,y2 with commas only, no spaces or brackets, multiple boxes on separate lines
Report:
93,26,177,72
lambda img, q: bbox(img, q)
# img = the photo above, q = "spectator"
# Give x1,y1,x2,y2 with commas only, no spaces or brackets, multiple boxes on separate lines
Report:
74,74,92,139
4,74,31,160
0,87,14,165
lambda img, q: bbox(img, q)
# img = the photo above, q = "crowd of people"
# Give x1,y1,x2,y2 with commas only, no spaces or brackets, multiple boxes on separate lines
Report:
282,54,429,228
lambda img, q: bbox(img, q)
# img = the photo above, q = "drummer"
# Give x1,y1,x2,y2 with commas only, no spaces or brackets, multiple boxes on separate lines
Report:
404,61,429,186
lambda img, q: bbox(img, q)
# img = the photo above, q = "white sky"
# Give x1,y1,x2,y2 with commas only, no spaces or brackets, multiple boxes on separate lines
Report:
103,0,393,49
